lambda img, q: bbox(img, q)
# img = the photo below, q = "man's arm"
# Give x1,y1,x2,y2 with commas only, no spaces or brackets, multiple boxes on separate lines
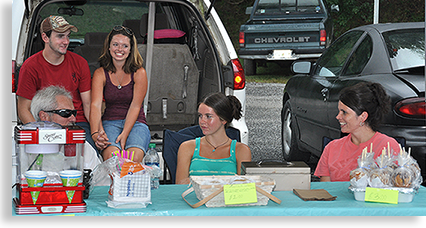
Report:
80,90,91,121
17,96,35,124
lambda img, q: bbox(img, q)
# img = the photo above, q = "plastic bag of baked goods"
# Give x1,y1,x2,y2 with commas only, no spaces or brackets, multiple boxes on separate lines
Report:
350,146,376,188
391,147,422,189
407,156,422,188
368,147,394,188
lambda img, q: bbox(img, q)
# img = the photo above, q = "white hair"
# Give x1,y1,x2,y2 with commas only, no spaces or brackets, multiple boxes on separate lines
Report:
30,86,73,121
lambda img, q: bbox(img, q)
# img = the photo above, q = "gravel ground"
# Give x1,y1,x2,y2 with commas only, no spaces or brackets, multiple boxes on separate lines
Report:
245,82,286,162
245,82,319,181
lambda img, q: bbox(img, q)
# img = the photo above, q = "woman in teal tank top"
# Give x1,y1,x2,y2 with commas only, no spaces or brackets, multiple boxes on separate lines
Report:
189,137,238,176
175,93,252,185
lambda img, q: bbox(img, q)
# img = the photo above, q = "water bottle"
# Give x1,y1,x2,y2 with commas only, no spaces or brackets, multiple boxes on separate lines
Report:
143,143,162,189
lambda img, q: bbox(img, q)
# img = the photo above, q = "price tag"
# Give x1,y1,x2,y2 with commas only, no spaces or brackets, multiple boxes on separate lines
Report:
365,187,399,204
223,182,257,205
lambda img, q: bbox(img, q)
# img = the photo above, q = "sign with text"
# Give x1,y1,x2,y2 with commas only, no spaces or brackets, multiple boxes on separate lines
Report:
365,187,399,204
223,182,257,205
39,129,66,144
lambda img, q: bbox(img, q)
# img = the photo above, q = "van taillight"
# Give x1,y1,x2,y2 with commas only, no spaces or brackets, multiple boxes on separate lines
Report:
395,98,426,118
239,32,245,47
320,29,326,46
231,59,245,90
12,60,16,93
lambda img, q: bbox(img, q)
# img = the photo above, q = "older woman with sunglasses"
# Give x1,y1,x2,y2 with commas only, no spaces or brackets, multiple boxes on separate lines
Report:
90,26,150,162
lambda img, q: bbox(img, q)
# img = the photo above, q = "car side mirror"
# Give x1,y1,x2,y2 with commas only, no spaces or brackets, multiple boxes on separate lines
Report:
246,7,253,15
330,4,339,12
292,61,312,74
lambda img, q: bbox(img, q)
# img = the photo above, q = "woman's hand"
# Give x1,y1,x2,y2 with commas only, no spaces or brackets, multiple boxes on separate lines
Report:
115,132,129,151
320,176,331,182
94,130,111,150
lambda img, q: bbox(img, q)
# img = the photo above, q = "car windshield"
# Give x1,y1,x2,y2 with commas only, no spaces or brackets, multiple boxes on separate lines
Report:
254,0,322,15
383,28,425,72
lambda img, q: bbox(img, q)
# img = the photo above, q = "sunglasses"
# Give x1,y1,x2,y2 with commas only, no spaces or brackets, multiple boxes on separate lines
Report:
44,109,77,118
113,25,134,36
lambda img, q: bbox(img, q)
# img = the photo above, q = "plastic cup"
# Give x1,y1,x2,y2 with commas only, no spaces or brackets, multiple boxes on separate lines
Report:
59,170,82,203
25,170,47,187
59,170,82,187
25,170,47,204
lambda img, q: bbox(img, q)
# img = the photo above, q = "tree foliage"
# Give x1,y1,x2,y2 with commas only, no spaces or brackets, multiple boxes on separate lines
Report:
327,0,425,37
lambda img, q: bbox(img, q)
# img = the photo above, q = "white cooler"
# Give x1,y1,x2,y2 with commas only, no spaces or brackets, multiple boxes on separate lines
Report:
241,161,311,191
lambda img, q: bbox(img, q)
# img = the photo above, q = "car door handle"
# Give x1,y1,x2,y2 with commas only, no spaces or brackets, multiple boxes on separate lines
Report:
321,88,329,102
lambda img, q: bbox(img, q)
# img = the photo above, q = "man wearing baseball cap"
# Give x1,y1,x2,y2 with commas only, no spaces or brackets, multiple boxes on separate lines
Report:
17,15,96,151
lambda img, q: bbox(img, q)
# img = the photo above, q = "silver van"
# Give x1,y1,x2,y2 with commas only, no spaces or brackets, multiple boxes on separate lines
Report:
12,0,248,183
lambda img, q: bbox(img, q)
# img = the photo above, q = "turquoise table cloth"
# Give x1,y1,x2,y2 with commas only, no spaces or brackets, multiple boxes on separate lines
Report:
13,182,426,216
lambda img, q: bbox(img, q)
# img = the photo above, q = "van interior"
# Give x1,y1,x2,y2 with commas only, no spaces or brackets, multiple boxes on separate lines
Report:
21,0,226,142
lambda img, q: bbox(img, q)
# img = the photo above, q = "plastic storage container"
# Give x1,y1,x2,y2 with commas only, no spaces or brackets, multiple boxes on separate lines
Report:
241,161,311,191
348,186,417,203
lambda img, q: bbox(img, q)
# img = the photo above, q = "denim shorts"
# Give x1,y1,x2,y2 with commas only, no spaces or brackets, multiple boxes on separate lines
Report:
102,120,150,152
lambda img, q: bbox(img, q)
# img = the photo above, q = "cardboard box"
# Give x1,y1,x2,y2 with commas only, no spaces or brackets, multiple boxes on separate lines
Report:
241,161,311,191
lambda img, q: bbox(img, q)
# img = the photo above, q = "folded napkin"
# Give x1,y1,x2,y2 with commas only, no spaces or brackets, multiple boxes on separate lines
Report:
293,189,337,201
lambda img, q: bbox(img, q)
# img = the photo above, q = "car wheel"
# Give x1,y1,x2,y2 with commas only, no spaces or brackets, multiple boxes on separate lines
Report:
244,59,256,75
281,100,310,162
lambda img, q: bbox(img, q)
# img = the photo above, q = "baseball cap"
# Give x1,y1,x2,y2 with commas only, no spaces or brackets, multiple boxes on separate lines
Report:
40,16,78,34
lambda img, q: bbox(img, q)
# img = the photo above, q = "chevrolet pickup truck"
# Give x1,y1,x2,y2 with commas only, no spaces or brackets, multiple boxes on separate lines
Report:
238,0,339,75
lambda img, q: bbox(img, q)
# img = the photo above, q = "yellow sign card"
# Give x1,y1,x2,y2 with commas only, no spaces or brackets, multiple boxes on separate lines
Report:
223,182,258,205
365,187,399,204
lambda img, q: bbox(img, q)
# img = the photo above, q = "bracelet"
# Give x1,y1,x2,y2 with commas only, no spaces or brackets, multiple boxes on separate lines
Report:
91,131,99,137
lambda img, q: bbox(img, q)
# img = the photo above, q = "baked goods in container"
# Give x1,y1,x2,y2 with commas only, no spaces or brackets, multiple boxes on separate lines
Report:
349,144,375,188
367,147,393,188
392,168,413,187
350,168,368,188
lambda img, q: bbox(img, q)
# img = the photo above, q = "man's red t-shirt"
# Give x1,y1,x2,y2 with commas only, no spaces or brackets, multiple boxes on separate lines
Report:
17,51,91,123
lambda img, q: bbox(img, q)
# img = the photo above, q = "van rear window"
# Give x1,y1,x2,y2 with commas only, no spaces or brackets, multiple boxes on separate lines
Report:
39,1,149,40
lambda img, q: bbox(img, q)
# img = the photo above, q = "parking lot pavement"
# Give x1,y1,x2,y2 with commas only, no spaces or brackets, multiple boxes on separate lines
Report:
245,82,285,162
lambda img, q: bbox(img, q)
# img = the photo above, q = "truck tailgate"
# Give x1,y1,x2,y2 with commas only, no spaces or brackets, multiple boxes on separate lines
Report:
243,22,321,49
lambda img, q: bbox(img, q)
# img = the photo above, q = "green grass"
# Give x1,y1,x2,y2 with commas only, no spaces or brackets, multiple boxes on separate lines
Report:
246,74,291,84
243,60,293,84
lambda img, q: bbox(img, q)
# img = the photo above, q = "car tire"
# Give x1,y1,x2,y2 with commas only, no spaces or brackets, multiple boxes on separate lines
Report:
244,59,256,75
281,100,310,162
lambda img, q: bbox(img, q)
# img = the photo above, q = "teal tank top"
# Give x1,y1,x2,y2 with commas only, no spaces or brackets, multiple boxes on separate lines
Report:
189,137,237,176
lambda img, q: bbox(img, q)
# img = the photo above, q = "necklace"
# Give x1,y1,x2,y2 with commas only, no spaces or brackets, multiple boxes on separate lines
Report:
205,137,229,152
115,73,124,89
42,51,64,65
